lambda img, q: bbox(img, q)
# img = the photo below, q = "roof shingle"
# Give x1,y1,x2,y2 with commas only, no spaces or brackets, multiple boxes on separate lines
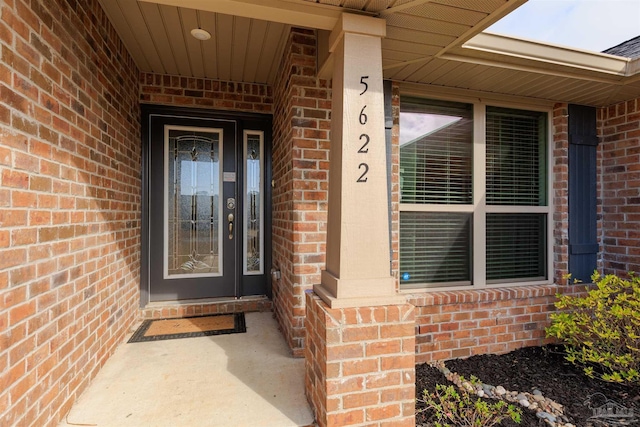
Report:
602,35,640,58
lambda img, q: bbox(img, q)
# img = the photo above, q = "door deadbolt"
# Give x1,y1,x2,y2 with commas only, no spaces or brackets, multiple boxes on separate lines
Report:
226,197,236,210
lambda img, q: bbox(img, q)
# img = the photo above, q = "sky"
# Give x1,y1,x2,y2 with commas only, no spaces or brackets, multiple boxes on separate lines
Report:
486,0,640,53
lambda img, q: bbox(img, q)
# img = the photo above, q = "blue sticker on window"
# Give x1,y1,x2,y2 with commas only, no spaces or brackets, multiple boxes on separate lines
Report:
401,272,410,281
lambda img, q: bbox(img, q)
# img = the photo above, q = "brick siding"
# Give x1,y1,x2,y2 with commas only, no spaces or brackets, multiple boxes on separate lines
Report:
140,73,273,114
599,98,640,275
552,103,571,282
0,0,140,425
140,297,272,320
305,292,415,427
408,284,586,363
272,28,331,356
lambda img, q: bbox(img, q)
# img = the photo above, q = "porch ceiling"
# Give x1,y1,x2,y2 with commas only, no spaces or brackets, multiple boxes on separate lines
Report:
98,0,292,83
99,0,640,107
100,0,524,84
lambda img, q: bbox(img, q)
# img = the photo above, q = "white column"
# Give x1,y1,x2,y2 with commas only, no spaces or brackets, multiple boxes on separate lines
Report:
314,14,404,308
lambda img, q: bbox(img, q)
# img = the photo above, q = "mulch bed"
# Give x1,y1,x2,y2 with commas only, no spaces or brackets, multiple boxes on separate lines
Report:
416,345,640,426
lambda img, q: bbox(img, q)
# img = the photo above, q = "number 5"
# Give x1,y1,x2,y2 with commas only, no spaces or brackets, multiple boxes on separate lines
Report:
359,76,369,95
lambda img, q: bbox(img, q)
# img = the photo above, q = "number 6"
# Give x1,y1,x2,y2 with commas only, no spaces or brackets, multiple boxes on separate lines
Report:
359,106,367,125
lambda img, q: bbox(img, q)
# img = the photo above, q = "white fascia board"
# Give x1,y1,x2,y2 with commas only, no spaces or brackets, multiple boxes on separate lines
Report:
628,58,640,77
463,32,631,77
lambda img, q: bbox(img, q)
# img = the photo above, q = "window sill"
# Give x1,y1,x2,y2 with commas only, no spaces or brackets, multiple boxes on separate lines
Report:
401,281,565,306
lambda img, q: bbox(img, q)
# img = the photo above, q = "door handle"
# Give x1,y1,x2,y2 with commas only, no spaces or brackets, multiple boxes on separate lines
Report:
228,213,234,239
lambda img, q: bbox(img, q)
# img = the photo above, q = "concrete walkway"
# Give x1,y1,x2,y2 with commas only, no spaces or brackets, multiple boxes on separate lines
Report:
60,312,315,427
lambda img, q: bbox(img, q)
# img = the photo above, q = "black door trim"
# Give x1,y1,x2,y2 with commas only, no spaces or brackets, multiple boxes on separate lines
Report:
140,104,273,307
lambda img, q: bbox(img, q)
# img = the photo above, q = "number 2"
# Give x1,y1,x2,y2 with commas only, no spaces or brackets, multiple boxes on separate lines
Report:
358,134,369,153
357,163,369,183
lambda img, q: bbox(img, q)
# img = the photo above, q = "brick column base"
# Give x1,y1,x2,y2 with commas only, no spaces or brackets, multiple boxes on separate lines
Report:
305,292,416,427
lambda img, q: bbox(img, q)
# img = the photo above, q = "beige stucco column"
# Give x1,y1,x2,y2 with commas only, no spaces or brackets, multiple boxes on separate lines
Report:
314,14,404,309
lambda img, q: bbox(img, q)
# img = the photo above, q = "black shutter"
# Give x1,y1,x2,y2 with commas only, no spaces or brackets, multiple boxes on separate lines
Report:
568,104,598,282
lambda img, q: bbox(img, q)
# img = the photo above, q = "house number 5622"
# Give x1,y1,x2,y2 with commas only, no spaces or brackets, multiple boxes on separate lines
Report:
357,76,369,183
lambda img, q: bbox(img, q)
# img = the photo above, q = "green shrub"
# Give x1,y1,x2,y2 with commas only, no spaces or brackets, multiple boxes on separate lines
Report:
419,384,521,427
546,271,640,383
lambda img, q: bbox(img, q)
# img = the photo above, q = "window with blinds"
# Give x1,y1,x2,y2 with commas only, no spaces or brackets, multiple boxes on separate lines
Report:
486,107,547,206
400,212,471,285
486,213,546,282
485,107,548,283
400,99,473,204
399,97,550,289
399,98,473,287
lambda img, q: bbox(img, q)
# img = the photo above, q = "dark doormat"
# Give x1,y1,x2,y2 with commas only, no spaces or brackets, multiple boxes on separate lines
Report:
128,313,246,343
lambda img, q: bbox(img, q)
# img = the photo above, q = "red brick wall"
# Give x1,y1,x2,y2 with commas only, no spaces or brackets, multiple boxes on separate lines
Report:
140,73,272,113
0,1,140,425
271,28,331,356
598,98,640,275
408,284,585,363
305,293,415,427
553,103,571,282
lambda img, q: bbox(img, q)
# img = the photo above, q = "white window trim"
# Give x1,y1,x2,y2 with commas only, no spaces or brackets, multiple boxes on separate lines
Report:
398,96,554,292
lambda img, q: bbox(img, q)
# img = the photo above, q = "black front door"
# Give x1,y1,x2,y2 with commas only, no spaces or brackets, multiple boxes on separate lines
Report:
145,109,270,302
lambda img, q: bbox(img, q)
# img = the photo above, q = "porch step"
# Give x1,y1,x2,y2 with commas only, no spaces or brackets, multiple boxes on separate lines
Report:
140,295,272,320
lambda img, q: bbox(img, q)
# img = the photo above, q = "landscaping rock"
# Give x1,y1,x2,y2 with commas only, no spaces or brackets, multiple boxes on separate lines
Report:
423,357,578,427
533,393,545,402
462,381,474,392
537,411,557,423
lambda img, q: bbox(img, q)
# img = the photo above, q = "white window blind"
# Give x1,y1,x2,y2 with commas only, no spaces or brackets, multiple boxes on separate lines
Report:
400,99,473,205
485,107,548,283
400,212,471,285
486,107,547,206
486,213,547,282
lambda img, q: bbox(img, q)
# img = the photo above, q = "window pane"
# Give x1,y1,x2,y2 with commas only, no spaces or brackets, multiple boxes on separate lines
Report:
486,213,547,282
244,132,263,275
400,98,473,204
400,212,472,285
486,107,547,206
166,129,222,278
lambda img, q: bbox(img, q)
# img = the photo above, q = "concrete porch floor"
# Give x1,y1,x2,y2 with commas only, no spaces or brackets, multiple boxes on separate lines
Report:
59,312,315,427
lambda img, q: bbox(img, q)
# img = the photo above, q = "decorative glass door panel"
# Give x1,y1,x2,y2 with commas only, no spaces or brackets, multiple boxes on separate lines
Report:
243,131,263,275
165,127,222,278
